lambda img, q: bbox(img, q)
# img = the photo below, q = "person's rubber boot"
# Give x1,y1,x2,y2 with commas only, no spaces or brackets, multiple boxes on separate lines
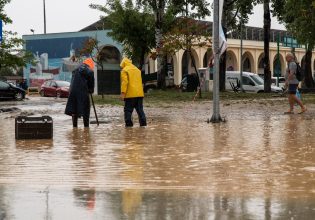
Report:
83,117,89,128
72,115,78,127
140,120,147,127
125,120,133,128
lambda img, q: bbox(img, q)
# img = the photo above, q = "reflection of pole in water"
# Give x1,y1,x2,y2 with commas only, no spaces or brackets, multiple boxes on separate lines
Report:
45,186,50,220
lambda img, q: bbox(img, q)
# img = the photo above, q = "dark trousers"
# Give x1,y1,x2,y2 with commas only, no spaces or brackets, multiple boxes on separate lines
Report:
124,97,147,127
72,115,89,127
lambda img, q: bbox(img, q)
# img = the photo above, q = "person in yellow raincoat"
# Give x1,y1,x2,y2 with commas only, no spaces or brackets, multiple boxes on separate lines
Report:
120,58,147,127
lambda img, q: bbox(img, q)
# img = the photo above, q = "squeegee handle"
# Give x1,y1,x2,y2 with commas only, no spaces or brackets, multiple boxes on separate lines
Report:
90,94,99,126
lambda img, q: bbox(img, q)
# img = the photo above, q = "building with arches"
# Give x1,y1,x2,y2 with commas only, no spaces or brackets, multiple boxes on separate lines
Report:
143,22,315,86
23,20,315,94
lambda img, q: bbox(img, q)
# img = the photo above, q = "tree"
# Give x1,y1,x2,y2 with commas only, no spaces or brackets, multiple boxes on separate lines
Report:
160,0,210,93
220,0,256,91
263,0,271,92
0,0,11,24
137,0,166,88
0,31,33,71
90,0,155,68
0,0,33,72
79,38,103,71
139,0,209,89
275,0,315,88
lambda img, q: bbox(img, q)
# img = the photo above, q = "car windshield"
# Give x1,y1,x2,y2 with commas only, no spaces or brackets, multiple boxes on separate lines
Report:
56,81,70,87
250,75,264,85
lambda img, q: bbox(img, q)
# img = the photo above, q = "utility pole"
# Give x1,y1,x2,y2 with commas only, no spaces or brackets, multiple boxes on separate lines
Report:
240,19,244,92
210,0,222,123
43,0,46,34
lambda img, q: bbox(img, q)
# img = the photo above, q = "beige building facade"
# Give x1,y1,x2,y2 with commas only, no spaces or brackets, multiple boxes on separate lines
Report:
145,38,315,86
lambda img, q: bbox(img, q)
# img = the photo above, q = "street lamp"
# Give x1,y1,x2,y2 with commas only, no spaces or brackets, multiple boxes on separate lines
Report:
30,29,35,35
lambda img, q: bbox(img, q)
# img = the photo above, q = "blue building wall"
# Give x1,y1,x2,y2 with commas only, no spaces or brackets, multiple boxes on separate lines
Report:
23,30,123,88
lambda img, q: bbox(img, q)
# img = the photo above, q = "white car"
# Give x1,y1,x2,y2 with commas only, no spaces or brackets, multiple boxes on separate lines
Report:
226,71,283,93
271,77,286,89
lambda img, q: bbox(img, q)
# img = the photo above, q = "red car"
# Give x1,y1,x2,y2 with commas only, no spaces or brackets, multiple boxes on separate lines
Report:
40,80,70,98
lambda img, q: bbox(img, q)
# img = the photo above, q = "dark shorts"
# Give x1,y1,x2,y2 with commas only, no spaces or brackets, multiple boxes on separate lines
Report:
288,84,298,94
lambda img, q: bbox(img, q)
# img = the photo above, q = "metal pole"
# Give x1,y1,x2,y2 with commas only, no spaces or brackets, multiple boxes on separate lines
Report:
240,19,244,92
90,94,99,126
43,0,46,34
210,0,222,123
276,33,280,86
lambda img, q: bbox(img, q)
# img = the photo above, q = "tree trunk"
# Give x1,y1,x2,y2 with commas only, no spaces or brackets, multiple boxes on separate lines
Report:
304,49,314,88
189,50,202,98
155,2,165,89
139,48,146,71
263,0,271,93
219,51,227,91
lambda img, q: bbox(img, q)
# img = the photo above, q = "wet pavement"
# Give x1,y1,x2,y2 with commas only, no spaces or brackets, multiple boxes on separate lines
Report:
1,97,315,219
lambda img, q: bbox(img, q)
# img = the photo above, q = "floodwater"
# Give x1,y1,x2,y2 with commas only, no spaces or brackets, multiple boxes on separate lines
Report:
1,97,315,219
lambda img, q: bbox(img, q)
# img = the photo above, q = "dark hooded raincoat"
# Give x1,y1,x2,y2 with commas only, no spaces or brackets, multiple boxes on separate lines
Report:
65,64,94,118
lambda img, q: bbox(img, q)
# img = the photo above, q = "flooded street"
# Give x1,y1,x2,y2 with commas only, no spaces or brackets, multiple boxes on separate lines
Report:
1,97,315,219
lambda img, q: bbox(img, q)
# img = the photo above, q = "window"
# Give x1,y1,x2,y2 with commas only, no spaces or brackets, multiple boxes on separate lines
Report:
250,75,263,85
0,81,9,89
56,81,70,87
50,82,57,87
242,76,254,86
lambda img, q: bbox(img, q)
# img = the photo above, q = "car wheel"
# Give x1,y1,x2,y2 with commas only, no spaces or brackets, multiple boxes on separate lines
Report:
257,90,264,93
15,92,24,101
40,90,45,97
56,91,61,98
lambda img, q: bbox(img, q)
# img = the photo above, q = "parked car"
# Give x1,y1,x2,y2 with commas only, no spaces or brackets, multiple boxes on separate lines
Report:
180,74,200,92
271,76,286,89
142,72,174,93
0,80,26,101
226,71,283,93
40,80,70,98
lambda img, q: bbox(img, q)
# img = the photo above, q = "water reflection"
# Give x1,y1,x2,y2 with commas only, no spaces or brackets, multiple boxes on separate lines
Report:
1,99,315,218
73,188,96,211
0,187,315,219
15,139,53,151
120,129,144,219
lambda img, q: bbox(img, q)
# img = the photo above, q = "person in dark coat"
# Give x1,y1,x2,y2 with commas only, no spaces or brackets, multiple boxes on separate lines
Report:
19,79,28,91
65,58,95,127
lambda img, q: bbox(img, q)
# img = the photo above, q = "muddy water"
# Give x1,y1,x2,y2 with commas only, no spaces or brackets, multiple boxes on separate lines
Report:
0,97,315,219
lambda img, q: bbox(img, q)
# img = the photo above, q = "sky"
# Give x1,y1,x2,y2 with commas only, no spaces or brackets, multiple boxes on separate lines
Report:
4,0,285,37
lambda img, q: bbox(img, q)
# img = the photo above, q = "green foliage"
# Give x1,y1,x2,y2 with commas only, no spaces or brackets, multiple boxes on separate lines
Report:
159,0,211,56
0,31,34,71
0,0,34,71
224,0,256,31
167,0,210,19
161,18,211,55
270,0,286,21
90,0,155,66
282,0,315,50
0,0,12,24
78,38,103,67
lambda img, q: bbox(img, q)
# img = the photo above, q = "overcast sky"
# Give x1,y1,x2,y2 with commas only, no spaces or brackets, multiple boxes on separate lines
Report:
4,0,285,37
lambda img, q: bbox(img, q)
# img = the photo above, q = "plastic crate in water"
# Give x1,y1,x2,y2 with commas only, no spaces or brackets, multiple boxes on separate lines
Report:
15,116,53,140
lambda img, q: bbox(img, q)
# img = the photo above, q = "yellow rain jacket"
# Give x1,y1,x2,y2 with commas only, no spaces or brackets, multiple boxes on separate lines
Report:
120,58,144,98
